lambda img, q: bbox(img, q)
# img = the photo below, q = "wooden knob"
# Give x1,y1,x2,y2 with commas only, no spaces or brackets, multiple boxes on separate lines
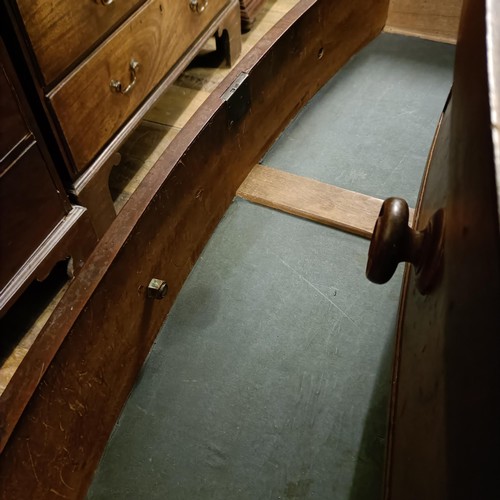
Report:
366,198,444,294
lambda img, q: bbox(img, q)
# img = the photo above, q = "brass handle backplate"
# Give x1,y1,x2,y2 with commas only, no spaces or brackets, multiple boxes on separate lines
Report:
366,197,444,294
189,0,208,14
110,59,139,95
97,0,114,6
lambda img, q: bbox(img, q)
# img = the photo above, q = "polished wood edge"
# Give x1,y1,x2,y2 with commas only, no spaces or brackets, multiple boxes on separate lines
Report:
487,0,500,221
0,206,97,318
385,1,500,494
381,96,448,499
0,135,34,176
0,0,389,492
237,164,415,238
383,25,457,45
382,264,411,500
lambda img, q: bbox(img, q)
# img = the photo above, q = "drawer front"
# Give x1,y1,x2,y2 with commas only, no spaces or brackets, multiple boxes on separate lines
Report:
15,0,146,85
49,0,227,172
0,64,30,165
0,142,67,290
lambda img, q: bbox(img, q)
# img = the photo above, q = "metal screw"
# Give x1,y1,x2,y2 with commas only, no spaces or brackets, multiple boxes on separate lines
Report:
147,278,168,300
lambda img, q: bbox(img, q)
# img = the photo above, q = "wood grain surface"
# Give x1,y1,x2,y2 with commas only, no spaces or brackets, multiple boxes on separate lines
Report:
15,0,145,85
146,85,211,129
237,164,415,238
0,205,97,397
384,98,451,499
0,0,389,496
385,0,500,497
49,0,228,171
385,0,463,43
0,0,293,409
109,0,301,214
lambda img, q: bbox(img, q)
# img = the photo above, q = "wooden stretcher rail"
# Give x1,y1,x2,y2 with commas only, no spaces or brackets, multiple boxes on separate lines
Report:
237,164,415,238
0,0,389,497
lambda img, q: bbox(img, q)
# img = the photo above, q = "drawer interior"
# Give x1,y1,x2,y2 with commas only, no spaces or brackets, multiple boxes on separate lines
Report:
88,31,454,498
0,0,466,496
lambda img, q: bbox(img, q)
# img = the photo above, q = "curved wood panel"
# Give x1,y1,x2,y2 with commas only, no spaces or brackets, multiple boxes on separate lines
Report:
385,0,500,497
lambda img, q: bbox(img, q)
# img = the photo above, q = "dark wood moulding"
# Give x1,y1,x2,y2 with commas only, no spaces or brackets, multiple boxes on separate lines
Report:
0,0,389,497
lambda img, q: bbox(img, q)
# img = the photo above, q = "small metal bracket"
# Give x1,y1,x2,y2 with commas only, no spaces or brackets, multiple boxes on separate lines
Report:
221,72,251,125
147,278,168,300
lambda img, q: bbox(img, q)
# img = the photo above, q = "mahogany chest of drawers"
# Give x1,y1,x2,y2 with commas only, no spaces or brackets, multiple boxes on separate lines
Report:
3,0,241,236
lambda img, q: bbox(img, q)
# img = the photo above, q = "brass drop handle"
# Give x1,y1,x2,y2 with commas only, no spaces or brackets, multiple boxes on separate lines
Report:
110,59,139,95
366,197,444,294
189,0,208,14
97,0,114,6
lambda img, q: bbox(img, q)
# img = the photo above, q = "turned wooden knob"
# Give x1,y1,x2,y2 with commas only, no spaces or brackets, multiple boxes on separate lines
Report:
366,197,444,294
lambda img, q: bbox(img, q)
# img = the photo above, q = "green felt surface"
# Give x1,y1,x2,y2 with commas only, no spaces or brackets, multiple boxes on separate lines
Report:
264,33,455,208
88,200,402,499
88,32,454,500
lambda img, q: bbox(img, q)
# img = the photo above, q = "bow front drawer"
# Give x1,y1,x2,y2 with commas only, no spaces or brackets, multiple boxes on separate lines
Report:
48,0,228,172
15,0,146,85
